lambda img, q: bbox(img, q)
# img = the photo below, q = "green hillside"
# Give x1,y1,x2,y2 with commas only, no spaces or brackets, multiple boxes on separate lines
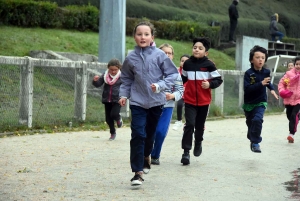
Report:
0,26,235,68
39,0,300,41
132,0,300,21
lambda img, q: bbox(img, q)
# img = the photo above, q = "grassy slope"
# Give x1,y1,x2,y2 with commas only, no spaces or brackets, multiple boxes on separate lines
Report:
0,26,235,68
131,0,300,22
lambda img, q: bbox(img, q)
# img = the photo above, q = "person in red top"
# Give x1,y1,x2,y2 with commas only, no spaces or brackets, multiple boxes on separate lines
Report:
173,54,190,131
180,37,223,165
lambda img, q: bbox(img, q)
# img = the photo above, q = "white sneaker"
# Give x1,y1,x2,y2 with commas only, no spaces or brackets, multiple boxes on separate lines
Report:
172,121,183,130
130,174,144,187
276,40,282,43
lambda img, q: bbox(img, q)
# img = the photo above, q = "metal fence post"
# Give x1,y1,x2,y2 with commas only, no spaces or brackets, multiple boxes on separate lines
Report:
74,62,87,121
19,57,33,128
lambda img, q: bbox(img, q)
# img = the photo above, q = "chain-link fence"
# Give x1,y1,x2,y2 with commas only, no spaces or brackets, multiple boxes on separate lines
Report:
0,56,112,132
0,56,286,132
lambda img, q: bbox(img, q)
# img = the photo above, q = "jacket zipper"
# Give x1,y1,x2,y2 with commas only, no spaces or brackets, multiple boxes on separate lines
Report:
194,70,198,105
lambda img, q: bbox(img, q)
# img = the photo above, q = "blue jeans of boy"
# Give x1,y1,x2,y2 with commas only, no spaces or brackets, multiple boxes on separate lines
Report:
130,105,163,172
244,106,265,144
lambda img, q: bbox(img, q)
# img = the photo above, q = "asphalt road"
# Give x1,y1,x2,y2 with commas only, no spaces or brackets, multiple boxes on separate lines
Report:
0,114,299,201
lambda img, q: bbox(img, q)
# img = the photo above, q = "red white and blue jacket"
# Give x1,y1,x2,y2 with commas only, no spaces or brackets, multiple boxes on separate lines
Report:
181,56,223,106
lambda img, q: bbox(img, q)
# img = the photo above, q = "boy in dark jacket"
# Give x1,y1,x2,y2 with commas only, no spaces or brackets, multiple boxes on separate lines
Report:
93,58,123,140
180,37,223,165
243,46,278,153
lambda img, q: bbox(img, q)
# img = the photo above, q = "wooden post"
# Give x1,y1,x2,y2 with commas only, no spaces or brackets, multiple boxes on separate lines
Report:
19,57,33,128
238,75,244,107
74,62,87,121
214,71,224,114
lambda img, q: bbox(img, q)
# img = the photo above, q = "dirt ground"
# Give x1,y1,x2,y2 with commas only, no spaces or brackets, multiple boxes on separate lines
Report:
0,114,299,201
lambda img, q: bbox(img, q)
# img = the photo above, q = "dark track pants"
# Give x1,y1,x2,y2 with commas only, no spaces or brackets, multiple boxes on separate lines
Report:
181,103,209,151
244,106,265,144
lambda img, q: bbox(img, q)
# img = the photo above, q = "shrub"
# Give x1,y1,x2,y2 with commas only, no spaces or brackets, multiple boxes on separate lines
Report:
62,5,98,31
0,0,60,27
126,18,221,47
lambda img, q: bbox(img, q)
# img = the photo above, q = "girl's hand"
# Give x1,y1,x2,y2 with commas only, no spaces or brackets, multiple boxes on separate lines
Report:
151,84,157,92
271,90,279,100
119,98,127,106
93,75,100,81
201,80,210,89
165,92,175,100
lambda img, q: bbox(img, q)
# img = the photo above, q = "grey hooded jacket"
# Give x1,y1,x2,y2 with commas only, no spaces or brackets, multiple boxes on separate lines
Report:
269,15,278,35
119,45,178,109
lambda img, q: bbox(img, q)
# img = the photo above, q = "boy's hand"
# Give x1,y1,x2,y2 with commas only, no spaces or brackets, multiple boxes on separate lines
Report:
118,98,127,106
93,75,100,81
262,77,271,85
271,90,279,100
201,80,210,89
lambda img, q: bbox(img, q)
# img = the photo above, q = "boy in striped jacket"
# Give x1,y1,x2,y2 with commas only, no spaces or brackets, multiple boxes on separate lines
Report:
180,37,223,165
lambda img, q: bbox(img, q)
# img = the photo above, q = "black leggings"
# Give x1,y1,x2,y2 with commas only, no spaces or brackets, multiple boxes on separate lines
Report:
104,102,121,134
285,104,300,135
176,98,184,121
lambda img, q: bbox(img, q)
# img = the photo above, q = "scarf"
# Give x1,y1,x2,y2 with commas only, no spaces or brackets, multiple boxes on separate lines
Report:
104,69,121,85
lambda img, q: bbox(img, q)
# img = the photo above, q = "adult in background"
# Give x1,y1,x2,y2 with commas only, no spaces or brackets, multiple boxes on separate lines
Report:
269,13,284,43
228,0,239,44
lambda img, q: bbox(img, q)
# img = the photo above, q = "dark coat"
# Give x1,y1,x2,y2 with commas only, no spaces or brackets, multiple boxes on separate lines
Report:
243,67,275,104
92,73,122,103
228,1,239,21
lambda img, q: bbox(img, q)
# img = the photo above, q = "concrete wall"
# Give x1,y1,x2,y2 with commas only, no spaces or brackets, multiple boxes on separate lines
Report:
235,36,269,71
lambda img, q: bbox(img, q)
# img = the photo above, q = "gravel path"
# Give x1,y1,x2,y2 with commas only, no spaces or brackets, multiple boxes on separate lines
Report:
0,114,299,201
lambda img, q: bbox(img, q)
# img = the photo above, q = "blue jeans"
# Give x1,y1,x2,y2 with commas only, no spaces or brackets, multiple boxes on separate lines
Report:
271,31,284,41
244,106,265,144
130,105,163,172
151,107,173,159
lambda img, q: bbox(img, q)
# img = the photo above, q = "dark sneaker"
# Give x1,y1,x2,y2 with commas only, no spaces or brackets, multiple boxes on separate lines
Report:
130,174,144,187
109,134,116,141
287,135,294,143
181,151,190,165
143,156,151,174
193,142,202,157
117,117,123,128
151,158,160,165
251,142,261,153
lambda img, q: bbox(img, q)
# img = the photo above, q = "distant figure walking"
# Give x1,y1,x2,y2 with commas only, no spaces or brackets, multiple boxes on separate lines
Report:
228,0,239,44
269,13,284,43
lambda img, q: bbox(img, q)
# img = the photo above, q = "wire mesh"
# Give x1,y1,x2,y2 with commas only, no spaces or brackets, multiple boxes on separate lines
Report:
0,64,21,130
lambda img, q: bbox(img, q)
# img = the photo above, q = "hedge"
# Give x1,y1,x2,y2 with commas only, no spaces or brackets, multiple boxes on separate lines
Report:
0,0,222,47
1,0,300,49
